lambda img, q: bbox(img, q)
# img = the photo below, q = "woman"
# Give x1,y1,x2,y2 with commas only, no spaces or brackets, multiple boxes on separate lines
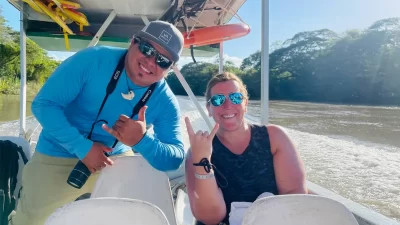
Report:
184,72,307,225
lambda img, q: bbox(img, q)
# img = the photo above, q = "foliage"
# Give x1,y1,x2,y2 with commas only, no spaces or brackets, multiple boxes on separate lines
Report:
167,17,400,106
0,8,61,95
2,7,400,106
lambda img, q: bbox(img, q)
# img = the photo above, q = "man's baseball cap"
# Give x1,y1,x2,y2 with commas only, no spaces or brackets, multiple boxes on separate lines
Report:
137,20,184,62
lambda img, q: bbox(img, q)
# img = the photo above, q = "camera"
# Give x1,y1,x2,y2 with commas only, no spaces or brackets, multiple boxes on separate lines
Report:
67,160,91,189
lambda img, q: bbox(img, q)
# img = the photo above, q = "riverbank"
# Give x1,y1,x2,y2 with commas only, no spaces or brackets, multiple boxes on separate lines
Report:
2,79,400,109
0,78,42,96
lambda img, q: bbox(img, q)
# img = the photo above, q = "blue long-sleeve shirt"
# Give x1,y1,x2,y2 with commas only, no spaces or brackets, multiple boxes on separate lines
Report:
31,46,185,171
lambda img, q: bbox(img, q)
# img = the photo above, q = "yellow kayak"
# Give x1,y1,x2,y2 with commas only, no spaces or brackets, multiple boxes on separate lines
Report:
60,8,90,26
22,0,91,50
57,0,81,9
29,0,73,34
23,0,42,14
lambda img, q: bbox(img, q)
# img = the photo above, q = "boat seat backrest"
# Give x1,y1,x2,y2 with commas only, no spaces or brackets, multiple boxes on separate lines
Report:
242,194,359,225
44,197,169,225
174,189,195,225
90,156,177,225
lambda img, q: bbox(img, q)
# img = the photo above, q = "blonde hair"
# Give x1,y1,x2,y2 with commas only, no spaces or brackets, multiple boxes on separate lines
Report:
205,72,249,103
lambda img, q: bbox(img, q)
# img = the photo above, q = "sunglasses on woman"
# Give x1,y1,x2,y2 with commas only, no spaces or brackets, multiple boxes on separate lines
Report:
208,92,244,107
135,37,173,69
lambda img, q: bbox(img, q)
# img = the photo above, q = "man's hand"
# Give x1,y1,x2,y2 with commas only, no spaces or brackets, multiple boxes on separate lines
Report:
82,142,114,173
102,106,147,146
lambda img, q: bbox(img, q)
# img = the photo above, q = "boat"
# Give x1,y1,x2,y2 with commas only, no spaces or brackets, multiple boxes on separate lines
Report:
3,0,400,224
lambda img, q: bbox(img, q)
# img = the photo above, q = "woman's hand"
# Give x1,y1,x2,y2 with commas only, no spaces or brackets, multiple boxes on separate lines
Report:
184,117,219,162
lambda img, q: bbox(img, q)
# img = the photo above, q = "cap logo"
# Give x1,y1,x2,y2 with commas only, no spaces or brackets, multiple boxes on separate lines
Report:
159,30,172,44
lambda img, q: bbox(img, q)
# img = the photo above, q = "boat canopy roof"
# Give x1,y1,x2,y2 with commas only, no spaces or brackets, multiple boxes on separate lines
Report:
7,0,246,56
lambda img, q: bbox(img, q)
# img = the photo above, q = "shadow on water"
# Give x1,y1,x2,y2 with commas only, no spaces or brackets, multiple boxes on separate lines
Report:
0,95,35,122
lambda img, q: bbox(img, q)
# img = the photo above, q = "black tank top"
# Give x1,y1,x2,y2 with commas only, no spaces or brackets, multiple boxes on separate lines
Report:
209,123,279,225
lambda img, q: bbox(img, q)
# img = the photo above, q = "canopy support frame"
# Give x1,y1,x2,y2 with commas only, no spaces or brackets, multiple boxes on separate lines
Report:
219,42,224,73
88,10,117,47
261,0,269,125
19,1,27,138
142,15,214,130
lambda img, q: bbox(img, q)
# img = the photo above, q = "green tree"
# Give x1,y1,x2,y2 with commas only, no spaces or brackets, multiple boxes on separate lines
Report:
0,6,13,44
0,8,61,94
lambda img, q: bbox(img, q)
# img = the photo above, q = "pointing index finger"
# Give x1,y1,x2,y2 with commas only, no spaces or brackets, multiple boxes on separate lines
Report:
184,117,195,136
208,123,219,139
102,124,120,139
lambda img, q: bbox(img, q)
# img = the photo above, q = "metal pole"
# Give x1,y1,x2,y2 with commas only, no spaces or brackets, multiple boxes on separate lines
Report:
140,15,150,25
139,15,214,131
19,2,26,138
219,42,224,73
261,0,269,125
88,10,117,47
172,67,214,130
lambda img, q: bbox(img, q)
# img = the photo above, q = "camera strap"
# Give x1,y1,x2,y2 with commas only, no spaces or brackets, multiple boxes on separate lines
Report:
87,51,157,146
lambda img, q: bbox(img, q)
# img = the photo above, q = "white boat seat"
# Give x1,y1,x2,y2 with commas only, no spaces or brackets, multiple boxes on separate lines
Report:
242,194,359,225
174,189,195,225
0,136,32,202
44,197,169,225
90,156,177,225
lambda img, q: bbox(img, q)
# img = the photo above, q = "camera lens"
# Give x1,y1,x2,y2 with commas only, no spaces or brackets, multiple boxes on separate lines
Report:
67,161,91,189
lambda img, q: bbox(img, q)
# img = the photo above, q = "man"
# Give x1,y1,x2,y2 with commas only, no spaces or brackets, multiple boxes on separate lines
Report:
9,20,185,225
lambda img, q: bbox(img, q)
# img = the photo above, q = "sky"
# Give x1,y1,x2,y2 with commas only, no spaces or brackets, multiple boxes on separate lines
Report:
1,0,400,67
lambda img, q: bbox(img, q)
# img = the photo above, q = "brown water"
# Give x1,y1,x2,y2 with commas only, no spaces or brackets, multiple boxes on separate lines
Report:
189,97,400,222
0,94,399,222
248,100,400,150
0,95,34,122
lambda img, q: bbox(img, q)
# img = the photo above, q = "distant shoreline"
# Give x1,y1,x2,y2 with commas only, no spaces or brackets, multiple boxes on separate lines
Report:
3,92,399,109
176,94,400,109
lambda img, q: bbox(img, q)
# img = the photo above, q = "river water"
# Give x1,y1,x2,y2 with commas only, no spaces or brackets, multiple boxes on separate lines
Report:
0,94,399,222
